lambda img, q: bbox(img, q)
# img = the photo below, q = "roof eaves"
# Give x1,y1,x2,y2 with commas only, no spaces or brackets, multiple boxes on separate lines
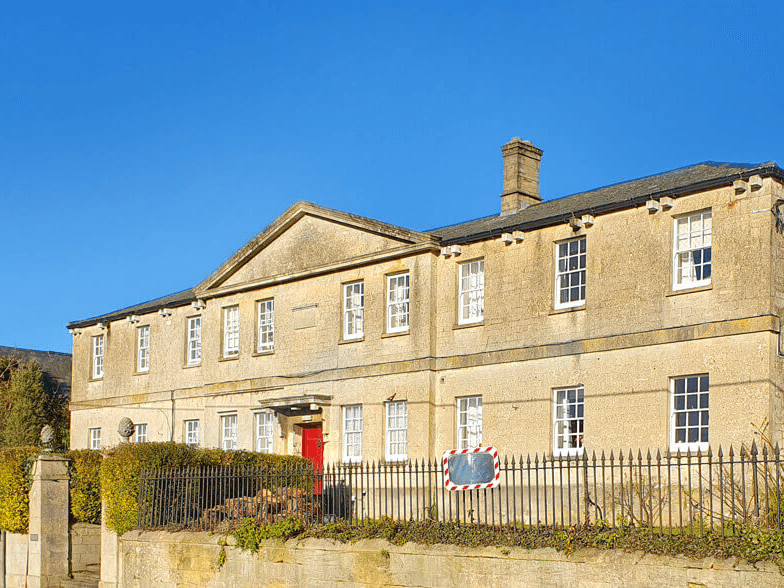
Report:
438,163,784,245
67,288,196,330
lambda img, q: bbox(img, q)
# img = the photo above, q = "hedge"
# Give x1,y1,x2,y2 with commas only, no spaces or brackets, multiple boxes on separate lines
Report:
100,442,312,536
0,447,103,531
67,449,102,524
0,447,38,533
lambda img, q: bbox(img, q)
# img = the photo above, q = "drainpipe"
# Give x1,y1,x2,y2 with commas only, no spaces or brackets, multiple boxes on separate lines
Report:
171,390,175,441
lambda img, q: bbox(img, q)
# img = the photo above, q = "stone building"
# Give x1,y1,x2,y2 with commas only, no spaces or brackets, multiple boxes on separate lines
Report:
67,139,784,469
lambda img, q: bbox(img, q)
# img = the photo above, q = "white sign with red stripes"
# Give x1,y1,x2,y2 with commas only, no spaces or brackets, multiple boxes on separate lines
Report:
443,446,500,491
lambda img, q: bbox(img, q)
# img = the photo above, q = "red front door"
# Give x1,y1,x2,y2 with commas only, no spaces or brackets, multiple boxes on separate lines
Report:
301,424,324,493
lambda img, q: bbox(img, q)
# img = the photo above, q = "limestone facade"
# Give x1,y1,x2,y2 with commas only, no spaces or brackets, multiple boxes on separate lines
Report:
68,142,784,464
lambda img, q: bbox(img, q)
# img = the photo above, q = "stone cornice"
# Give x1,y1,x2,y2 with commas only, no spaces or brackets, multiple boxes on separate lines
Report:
196,201,440,294
198,241,441,300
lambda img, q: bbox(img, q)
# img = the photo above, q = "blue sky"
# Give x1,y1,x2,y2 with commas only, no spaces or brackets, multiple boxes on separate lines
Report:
2,1,783,354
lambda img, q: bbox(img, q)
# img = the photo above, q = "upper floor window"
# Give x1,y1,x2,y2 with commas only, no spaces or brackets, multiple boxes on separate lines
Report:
92,335,104,379
185,419,200,446
223,306,240,357
89,427,101,450
673,210,712,290
137,326,150,373
343,405,363,463
134,423,148,443
458,259,485,324
257,299,275,353
457,396,482,449
187,317,201,365
555,237,586,309
671,374,709,452
255,412,274,454
385,401,408,462
553,386,584,456
343,281,364,340
221,414,238,450
386,273,410,333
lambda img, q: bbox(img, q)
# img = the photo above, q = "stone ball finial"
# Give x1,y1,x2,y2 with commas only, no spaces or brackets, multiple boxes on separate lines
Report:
40,425,55,452
118,417,135,441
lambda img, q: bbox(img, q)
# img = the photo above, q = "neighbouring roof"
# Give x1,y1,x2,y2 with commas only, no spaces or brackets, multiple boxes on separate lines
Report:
0,346,72,395
67,159,783,328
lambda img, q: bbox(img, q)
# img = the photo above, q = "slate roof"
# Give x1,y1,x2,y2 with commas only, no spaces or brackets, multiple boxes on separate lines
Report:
67,288,195,329
0,346,72,396
431,161,783,244
67,159,783,328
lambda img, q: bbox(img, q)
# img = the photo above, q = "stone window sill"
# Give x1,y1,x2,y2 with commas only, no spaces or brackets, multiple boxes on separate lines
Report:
666,283,713,297
453,320,484,330
339,337,365,345
381,330,410,339
252,350,275,357
549,304,586,316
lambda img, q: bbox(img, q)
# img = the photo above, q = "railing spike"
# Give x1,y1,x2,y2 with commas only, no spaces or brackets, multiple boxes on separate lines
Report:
717,445,724,458
751,440,758,455
646,449,652,460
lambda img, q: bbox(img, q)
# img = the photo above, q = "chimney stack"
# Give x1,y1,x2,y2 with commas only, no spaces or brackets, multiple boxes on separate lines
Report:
501,138,543,215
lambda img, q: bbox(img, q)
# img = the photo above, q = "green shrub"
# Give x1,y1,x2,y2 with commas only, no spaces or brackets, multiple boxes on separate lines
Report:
100,442,311,536
0,446,38,532
67,449,102,524
232,516,305,553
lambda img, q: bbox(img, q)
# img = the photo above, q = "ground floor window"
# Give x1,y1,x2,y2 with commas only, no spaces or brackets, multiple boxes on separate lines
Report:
134,423,148,443
255,412,274,454
185,419,200,446
671,374,709,452
457,396,482,449
89,428,101,450
385,401,408,461
221,414,238,450
343,405,363,463
553,387,584,456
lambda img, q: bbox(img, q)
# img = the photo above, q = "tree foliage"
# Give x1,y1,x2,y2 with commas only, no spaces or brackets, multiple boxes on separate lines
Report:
0,357,69,449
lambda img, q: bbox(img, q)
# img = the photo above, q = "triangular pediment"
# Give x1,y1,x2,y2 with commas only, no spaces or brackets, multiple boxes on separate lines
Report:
196,202,438,294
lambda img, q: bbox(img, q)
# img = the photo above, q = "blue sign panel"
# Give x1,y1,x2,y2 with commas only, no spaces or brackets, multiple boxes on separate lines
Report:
447,452,496,485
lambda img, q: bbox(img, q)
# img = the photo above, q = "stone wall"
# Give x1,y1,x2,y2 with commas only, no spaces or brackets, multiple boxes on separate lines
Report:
1,525,101,588
117,530,782,588
70,523,100,573
3,532,29,588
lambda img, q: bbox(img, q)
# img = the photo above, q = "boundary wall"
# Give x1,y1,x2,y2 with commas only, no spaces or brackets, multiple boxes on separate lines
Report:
113,530,782,588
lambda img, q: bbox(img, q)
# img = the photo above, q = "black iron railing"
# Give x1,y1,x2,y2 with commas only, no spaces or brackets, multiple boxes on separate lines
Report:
136,443,784,534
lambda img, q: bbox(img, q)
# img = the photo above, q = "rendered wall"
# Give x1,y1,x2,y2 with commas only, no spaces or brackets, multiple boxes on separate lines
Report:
116,530,782,588
3,532,28,588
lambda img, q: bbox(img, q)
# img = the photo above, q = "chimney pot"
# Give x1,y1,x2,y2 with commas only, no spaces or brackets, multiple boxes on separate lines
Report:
501,138,543,215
